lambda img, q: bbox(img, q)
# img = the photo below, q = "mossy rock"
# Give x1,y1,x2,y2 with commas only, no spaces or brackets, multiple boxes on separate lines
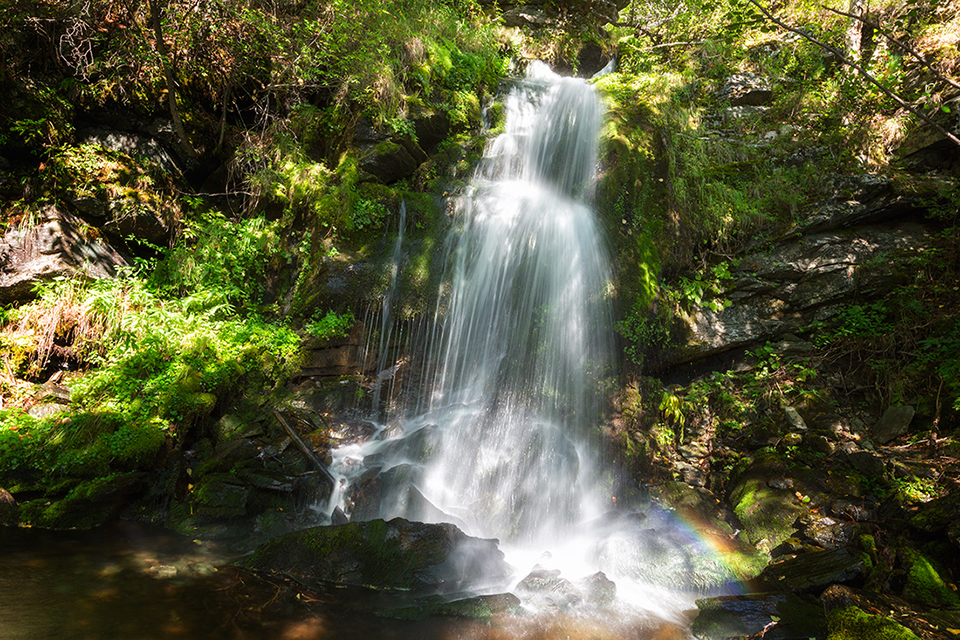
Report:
826,606,920,640
728,455,806,555
376,592,522,621
17,473,146,529
693,592,826,639
900,548,960,609
237,517,510,593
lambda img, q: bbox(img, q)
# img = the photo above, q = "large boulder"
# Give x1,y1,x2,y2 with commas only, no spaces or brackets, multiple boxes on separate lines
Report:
237,518,511,593
693,592,826,640
718,73,774,106
0,205,128,303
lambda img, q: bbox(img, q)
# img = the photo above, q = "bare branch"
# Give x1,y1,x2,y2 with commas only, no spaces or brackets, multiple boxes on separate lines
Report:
746,0,960,147
148,0,198,158
822,4,960,93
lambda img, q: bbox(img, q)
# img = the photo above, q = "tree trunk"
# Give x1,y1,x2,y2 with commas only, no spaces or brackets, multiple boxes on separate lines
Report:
148,0,198,159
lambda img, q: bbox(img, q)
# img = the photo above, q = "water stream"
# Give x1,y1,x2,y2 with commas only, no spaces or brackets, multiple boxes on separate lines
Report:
327,62,734,632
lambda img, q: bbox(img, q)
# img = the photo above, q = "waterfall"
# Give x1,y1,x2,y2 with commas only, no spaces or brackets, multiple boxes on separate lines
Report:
410,62,613,545
328,63,730,625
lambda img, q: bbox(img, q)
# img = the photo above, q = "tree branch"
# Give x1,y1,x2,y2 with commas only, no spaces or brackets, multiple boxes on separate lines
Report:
148,0,198,158
822,4,960,93
746,0,960,147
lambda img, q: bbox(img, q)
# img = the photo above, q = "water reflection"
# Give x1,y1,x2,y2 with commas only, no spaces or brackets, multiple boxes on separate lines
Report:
0,522,696,639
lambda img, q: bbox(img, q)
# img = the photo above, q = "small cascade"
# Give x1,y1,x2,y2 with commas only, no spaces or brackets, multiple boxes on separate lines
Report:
363,202,408,417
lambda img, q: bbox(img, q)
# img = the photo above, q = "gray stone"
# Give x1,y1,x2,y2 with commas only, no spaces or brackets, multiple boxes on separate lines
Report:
0,205,128,303
830,499,877,522
871,405,915,444
663,222,932,369
784,406,806,430
845,451,886,477
760,548,866,592
719,72,773,106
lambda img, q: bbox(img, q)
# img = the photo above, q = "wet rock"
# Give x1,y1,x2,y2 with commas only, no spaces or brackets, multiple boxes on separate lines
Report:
871,405,915,444
516,569,583,608
719,72,773,106
377,592,522,621
692,592,826,640
0,205,128,304
759,548,866,592
728,456,806,554
591,520,739,592
580,571,616,606
238,518,510,593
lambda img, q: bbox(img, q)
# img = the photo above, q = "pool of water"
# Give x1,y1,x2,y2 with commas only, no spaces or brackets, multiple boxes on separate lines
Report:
0,522,696,640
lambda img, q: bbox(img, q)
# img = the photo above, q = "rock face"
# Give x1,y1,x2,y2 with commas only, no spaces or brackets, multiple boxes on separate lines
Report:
237,518,511,593
0,205,128,303
664,220,931,368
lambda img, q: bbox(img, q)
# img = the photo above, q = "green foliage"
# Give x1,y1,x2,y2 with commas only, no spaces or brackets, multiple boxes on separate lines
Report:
684,344,822,438
151,210,286,313
0,271,303,492
664,262,735,313
306,310,355,341
830,302,895,341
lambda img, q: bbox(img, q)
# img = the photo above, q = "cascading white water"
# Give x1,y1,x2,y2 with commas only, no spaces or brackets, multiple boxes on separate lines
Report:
329,63,733,631
411,62,614,546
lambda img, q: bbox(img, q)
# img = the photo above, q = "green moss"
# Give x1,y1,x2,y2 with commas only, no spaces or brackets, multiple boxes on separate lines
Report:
901,548,960,609
729,458,806,555
827,607,920,640
18,473,145,528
